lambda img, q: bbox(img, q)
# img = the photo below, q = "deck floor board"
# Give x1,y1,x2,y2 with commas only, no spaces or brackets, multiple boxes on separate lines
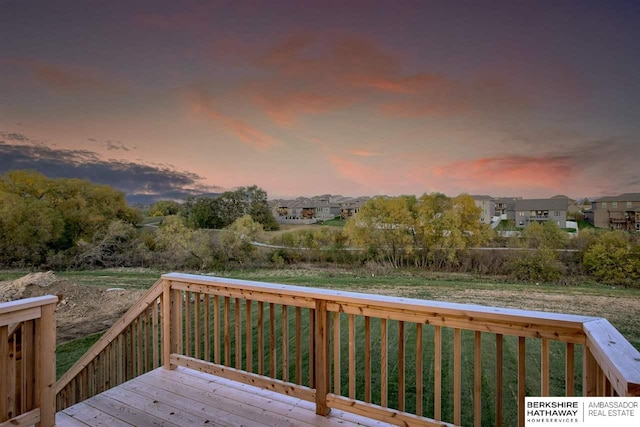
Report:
56,367,393,427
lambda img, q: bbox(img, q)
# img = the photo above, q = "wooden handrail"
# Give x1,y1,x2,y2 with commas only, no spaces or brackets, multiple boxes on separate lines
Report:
55,278,164,394
54,273,640,426
0,294,57,427
583,318,640,396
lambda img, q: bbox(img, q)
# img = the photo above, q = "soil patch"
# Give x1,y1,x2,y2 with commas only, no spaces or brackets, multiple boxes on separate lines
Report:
1,272,145,344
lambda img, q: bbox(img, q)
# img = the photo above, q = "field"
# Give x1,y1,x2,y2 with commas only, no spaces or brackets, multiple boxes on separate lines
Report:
3,267,639,424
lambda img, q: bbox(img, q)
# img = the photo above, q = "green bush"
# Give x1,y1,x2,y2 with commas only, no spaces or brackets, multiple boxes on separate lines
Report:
507,248,565,282
583,231,640,286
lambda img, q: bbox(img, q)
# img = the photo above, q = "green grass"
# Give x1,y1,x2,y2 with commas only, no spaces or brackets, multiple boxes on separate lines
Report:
56,331,104,379
494,220,518,231
316,217,347,227
577,220,595,229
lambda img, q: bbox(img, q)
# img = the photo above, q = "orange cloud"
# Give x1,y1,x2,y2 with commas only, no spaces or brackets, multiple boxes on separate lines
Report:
250,87,358,127
348,149,384,157
239,32,404,125
435,156,573,189
6,58,125,94
202,31,530,126
329,154,378,186
352,73,450,94
185,91,279,150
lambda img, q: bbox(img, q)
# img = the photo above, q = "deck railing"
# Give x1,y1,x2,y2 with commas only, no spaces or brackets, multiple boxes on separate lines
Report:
0,295,57,427
53,273,640,426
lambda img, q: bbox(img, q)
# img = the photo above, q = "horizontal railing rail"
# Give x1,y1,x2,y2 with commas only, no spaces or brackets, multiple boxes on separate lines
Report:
0,295,57,427
54,273,640,426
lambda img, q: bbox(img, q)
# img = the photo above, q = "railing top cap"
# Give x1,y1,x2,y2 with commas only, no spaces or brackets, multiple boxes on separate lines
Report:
0,294,58,314
162,272,599,326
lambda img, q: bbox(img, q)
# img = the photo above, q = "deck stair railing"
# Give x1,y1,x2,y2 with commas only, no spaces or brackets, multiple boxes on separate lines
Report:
0,295,57,427
50,273,640,426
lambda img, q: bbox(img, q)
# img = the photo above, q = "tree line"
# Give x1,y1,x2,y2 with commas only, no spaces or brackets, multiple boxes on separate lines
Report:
1,170,638,286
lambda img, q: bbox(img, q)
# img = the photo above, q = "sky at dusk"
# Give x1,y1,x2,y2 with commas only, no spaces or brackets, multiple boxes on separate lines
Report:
1,0,639,201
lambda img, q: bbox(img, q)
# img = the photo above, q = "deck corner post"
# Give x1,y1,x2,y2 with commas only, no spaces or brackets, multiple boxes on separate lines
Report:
40,299,57,427
162,280,175,370
314,299,331,416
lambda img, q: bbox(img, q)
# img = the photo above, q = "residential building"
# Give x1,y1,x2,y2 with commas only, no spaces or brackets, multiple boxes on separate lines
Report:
472,195,493,225
507,197,569,228
270,195,368,224
589,193,640,231
494,197,522,217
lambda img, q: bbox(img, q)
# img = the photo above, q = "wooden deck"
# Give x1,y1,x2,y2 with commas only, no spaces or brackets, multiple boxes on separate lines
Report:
54,366,393,427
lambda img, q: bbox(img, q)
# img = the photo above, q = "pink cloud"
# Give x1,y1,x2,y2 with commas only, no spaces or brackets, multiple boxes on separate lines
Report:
185,91,279,150
5,58,125,94
352,73,450,94
329,154,378,186
435,156,574,189
238,32,529,124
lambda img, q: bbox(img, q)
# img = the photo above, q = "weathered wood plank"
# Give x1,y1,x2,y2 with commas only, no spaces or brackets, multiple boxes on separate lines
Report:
62,401,132,427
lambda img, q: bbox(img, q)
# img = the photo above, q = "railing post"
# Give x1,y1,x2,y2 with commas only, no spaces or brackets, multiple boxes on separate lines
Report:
39,300,57,427
583,345,597,396
162,280,175,369
314,299,331,416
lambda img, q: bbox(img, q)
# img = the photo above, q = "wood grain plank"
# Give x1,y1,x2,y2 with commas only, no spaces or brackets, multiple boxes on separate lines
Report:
496,333,503,427
518,336,526,427
282,305,289,382
415,323,423,417
333,311,340,395
380,318,388,408
434,325,441,421
235,298,242,369
474,331,481,427
453,328,461,426
348,313,356,400
364,316,371,403
62,401,132,427
566,342,574,397
245,299,252,373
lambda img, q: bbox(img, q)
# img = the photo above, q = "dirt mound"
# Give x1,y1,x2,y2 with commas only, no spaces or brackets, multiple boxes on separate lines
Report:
0,271,59,302
2,272,145,344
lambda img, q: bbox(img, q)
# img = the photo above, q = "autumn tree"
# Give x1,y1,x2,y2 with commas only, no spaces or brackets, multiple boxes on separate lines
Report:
183,185,278,231
149,200,182,217
153,215,213,269
412,193,490,268
345,196,416,268
0,170,141,266
219,215,264,265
